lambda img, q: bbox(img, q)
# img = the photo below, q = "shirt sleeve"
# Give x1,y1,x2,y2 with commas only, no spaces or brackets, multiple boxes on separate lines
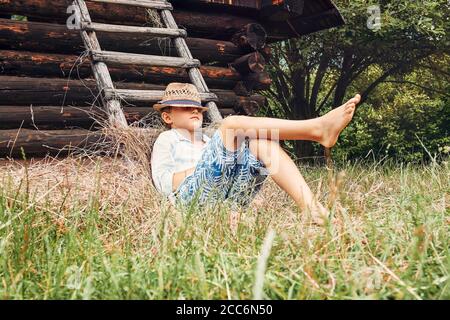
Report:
151,133,176,196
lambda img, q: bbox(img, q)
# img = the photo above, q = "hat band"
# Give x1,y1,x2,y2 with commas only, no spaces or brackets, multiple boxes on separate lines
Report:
160,99,202,107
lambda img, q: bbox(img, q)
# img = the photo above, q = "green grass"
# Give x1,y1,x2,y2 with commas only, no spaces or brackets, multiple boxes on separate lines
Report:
0,157,448,299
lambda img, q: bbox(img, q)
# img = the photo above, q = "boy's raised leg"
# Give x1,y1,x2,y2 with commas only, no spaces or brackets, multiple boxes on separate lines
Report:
219,94,361,151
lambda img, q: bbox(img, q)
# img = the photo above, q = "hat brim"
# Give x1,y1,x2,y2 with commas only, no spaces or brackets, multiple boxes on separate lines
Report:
153,103,208,112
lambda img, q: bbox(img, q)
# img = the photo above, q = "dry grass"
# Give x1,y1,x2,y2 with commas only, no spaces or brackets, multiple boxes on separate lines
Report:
0,99,448,299
0,150,448,299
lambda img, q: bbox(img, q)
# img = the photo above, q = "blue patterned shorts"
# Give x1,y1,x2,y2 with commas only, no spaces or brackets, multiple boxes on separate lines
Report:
173,130,269,209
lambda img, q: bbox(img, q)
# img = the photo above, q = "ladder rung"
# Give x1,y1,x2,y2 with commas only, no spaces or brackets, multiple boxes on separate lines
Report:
88,0,173,10
81,22,186,37
91,50,201,68
104,89,219,102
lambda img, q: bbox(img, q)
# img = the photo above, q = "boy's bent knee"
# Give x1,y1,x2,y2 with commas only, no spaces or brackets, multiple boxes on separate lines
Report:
218,117,243,152
219,116,253,148
248,139,281,173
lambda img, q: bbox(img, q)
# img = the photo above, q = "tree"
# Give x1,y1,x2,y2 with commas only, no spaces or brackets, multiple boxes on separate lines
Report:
262,0,449,161
335,57,450,163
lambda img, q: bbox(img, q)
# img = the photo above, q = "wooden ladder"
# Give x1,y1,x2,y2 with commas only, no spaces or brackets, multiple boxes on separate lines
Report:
73,0,223,129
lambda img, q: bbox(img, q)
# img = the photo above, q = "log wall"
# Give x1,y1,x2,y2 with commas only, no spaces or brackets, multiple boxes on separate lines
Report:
0,0,343,158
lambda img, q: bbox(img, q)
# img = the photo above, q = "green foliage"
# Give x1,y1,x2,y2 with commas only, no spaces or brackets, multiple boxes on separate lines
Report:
334,61,450,162
11,15,27,21
0,161,449,299
263,0,449,161
335,95,449,162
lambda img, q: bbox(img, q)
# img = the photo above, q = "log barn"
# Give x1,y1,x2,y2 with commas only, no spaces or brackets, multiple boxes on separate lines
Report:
0,0,344,158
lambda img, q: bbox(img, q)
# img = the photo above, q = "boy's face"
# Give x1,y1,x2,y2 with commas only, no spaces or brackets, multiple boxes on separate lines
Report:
161,106,205,131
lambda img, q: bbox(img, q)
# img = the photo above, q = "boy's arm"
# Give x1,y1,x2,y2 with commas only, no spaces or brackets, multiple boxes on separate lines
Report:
172,167,196,192
151,135,177,195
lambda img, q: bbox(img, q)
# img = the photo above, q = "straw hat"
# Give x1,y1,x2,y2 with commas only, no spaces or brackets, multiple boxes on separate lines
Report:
153,82,208,112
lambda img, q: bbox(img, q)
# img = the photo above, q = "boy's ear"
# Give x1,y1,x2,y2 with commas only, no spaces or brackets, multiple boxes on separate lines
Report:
161,111,173,126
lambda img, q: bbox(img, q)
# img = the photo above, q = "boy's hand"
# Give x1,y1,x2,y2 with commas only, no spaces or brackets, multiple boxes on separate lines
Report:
172,167,196,191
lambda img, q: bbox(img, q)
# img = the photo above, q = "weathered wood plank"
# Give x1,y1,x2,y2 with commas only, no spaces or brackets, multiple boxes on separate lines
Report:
104,89,218,102
82,21,187,37
91,50,201,68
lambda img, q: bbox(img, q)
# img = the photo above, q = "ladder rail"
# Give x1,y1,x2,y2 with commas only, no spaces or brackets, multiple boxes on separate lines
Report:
75,0,128,128
160,9,223,123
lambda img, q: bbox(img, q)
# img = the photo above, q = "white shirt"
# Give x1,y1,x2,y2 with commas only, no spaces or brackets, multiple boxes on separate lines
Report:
151,128,211,200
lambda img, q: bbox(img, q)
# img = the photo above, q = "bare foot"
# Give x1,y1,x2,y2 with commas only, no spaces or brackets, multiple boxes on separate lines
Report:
319,94,361,148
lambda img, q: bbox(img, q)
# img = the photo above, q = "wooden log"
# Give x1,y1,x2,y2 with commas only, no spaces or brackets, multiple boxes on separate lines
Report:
0,102,253,129
242,71,272,91
0,105,236,129
0,105,144,129
219,108,236,117
232,71,272,95
229,52,266,75
260,45,272,60
263,7,345,43
231,23,267,51
0,106,101,129
260,0,305,21
0,0,258,40
0,128,106,157
0,50,245,90
0,49,272,95
0,76,267,110
235,99,260,116
0,19,246,65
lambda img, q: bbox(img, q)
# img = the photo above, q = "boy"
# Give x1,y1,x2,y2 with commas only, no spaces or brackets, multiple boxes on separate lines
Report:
151,83,361,223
